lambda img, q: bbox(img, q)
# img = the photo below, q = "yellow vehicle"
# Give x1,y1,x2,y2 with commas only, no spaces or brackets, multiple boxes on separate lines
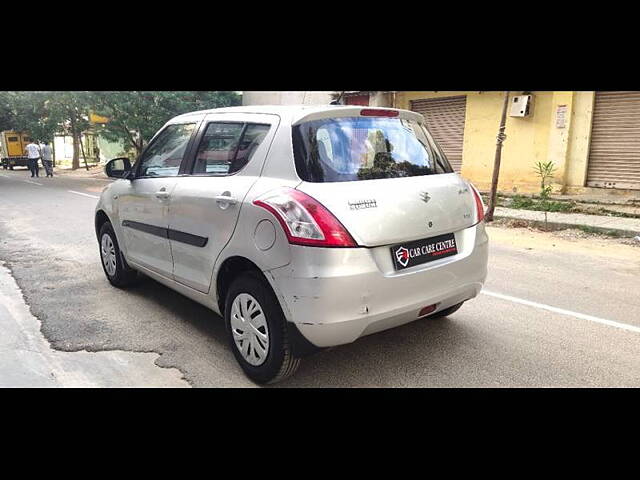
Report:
1,131,32,169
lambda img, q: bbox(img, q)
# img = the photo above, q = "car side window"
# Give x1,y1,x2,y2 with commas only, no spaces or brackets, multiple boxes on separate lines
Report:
231,124,270,173
138,123,196,177
192,122,270,175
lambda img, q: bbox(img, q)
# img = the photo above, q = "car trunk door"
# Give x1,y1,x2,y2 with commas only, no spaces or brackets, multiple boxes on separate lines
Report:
296,173,477,247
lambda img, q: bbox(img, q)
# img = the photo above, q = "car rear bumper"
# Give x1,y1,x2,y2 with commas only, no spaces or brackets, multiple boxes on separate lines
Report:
266,223,489,348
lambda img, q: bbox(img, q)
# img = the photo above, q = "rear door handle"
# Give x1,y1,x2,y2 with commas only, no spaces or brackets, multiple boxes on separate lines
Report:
214,193,238,208
155,187,171,200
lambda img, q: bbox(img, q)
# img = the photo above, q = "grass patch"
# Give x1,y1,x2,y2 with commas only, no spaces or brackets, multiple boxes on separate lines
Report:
508,195,576,213
480,193,640,218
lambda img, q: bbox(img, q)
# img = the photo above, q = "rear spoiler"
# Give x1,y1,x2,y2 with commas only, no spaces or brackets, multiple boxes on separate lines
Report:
291,107,423,126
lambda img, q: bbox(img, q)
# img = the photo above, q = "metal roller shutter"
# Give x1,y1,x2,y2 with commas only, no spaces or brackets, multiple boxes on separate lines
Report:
410,96,467,172
587,91,640,190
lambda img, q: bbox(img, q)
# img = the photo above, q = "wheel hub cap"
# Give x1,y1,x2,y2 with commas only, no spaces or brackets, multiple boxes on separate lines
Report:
101,233,117,276
230,293,270,366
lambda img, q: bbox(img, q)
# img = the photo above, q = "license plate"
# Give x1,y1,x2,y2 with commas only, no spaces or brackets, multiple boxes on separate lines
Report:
390,233,458,271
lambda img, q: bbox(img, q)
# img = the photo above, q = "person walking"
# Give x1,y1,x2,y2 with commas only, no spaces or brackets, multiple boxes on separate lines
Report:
41,141,54,177
24,140,41,178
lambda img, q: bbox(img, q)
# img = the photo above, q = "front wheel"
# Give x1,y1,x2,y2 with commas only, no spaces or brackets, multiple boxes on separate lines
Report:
98,221,138,288
225,272,301,384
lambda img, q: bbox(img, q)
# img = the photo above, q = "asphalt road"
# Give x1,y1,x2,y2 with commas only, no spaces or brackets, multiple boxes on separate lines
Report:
1,168,639,387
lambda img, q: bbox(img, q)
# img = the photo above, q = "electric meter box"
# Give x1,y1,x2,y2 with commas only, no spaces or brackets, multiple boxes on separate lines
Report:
510,95,533,117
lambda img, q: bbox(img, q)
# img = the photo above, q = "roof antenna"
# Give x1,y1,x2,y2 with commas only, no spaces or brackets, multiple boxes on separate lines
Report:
331,91,345,105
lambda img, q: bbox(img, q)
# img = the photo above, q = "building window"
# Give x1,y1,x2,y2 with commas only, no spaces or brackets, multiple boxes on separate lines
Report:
345,94,370,106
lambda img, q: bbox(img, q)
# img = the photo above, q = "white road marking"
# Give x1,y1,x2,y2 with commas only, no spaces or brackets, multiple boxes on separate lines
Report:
0,174,7,178
482,290,640,334
23,180,43,186
68,190,99,199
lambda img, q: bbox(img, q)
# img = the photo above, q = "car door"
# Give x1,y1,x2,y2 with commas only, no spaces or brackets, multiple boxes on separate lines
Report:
167,113,279,293
118,120,199,277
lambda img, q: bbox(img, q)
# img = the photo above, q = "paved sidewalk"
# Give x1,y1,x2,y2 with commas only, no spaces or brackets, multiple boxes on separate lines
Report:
494,207,640,237
0,262,188,387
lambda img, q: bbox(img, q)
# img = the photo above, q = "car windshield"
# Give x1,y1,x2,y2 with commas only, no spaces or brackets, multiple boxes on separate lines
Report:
292,116,453,183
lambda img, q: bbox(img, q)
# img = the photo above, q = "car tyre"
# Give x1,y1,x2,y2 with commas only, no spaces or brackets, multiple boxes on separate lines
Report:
429,302,464,319
99,221,138,288
225,272,301,384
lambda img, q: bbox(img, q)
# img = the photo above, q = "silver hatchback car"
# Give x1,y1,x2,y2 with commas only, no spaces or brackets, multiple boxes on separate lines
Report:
95,105,488,384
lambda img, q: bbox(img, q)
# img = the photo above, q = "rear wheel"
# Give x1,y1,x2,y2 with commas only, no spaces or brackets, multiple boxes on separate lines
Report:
99,221,138,288
429,302,464,319
225,272,301,384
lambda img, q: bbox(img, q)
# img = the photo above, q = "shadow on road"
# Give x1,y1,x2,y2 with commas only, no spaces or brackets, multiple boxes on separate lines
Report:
125,274,228,343
117,274,478,387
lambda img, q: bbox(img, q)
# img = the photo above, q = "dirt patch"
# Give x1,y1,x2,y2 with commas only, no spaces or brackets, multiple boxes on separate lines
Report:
55,165,107,180
486,223,640,264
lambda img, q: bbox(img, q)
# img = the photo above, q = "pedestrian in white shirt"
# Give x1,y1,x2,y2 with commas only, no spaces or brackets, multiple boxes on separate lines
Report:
25,141,41,178
41,141,54,177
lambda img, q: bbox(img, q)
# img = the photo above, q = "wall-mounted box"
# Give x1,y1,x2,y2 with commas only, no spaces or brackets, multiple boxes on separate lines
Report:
510,95,534,117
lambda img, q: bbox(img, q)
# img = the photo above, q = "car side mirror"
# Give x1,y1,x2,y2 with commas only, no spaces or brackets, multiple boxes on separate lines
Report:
105,157,133,179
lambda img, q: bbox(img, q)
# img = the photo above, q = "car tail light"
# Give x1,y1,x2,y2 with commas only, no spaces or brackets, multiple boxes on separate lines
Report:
469,183,485,223
253,188,357,247
360,109,399,117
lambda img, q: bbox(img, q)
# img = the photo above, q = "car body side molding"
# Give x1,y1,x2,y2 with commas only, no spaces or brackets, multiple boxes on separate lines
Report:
122,220,208,247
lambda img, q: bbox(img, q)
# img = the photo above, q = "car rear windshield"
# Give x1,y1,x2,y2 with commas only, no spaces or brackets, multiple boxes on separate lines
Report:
292,116,453,183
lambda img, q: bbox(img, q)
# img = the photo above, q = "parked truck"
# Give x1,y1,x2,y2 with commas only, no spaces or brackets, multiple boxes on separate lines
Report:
1,131,32,169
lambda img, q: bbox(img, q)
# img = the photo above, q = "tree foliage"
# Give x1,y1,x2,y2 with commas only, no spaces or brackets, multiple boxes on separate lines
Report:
533,160,557,200
0,92,17,131
1,91,241,169
89,91,241,155
1,91,93,169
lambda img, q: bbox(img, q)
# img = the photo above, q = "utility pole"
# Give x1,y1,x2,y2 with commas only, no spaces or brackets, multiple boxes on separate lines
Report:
331,91,346,105
485,91,510,222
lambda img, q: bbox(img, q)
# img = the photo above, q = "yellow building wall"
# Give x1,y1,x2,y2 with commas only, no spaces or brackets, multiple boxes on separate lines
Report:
394,91,594,194
565,91,595,189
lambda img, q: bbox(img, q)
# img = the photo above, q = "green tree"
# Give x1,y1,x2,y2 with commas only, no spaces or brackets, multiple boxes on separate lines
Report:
534,160,558,231
9,92,60,144
89,91,241,157
5,91,93,169
45,91,93,170
0,91,17,131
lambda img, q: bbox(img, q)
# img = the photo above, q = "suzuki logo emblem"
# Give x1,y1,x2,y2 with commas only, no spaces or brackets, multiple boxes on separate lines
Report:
420,191,431,203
